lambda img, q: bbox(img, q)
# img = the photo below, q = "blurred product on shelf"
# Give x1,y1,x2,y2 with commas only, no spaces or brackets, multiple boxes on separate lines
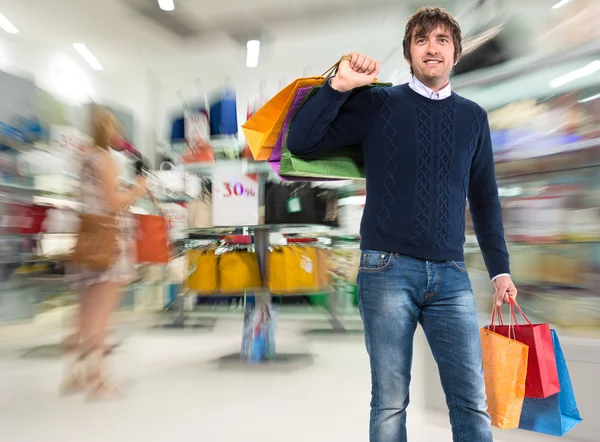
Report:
187,248,219,294
266,244,329,295
218,249,261,294
147,161,201,201
187,182,212,228
338,195,365,237
241,302,276,363
209,85,238,137
488,88,600,163
264,182,339,226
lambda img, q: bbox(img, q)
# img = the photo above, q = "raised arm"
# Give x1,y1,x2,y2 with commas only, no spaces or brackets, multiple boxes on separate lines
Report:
287,53,380,157
96,151,146,212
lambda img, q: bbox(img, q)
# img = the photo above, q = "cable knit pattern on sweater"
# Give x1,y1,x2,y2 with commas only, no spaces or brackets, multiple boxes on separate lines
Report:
435,103,455,249
412,102,433,246
375,88,398,239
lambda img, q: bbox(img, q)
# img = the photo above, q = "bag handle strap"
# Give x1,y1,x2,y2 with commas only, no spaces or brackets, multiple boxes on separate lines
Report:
489,303,517,340
510,298,532,325
321,54,352,78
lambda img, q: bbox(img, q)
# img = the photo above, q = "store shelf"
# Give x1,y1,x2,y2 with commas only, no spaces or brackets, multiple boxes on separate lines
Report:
0,133,32,152
452,41,600,89
0,181,37,192
185,224,332,236
495,140,600,178
183,159,273,175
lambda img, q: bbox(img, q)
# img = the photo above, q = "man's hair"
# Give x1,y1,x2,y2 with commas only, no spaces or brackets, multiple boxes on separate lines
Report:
402,7,462,75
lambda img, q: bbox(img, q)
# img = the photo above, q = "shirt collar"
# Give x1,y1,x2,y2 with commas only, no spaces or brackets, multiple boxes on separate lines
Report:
408,76,452,100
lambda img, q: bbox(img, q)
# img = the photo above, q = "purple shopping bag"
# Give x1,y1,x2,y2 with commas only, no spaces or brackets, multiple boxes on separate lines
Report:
268,86,312,179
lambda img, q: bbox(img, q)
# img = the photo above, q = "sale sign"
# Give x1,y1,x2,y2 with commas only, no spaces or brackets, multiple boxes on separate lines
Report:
212,164,259,226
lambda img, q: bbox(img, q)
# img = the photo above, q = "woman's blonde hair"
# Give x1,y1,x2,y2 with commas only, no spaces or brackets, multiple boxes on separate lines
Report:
92,108,117,150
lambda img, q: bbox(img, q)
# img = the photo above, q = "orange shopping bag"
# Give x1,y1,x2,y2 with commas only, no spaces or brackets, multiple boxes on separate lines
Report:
481,305,529,430
242,56,351,161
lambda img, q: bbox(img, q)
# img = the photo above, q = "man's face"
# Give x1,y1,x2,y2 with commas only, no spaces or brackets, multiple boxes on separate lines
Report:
407,25,457,86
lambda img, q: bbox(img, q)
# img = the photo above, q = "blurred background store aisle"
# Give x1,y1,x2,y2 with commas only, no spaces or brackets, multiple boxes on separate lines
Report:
0,0,599,440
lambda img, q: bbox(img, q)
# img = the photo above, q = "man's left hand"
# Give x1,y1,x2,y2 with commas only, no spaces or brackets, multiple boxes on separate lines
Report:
493,275,517,307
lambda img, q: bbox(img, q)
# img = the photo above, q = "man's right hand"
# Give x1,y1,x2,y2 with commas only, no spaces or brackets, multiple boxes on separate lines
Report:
330,53,380,92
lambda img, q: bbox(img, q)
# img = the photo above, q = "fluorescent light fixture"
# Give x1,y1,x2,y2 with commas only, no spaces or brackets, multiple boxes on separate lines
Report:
552,0,572,9
246,40,260,68
0,12,19,34
579,93,600,103
550,60,600,88
158,0,175,11
73,43,103,71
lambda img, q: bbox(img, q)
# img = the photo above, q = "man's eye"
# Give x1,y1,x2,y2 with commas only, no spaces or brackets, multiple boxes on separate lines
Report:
439,38,448,43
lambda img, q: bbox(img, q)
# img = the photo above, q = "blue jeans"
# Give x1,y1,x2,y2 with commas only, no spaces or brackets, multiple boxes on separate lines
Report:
357,251,492,442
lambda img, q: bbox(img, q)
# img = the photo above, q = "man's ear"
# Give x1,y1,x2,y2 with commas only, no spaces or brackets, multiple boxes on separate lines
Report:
453,55,461,67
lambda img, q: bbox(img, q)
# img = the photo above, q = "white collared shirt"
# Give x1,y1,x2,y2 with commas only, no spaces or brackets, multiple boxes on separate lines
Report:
408,75,509,282
408,76,452,100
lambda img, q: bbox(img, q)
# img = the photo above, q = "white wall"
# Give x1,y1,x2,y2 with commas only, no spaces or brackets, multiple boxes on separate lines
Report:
0,35,100,106
0,33,159,164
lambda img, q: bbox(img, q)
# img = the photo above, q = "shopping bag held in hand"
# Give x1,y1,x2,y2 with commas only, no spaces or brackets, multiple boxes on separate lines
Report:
519,330,582,436
490,299,559,398
135,191,170,264
242,55,352,161
481,304,529,430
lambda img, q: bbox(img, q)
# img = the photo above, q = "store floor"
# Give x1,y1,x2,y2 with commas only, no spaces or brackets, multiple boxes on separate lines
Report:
0,317,576,442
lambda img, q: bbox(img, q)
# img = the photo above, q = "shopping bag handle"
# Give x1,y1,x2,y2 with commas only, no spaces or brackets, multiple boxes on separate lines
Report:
489,303,517,340
509,298,532,325
321,54,352,78
493,299,523,332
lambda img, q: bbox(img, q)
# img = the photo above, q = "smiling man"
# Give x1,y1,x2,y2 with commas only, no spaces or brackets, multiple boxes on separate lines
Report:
287,6,517,442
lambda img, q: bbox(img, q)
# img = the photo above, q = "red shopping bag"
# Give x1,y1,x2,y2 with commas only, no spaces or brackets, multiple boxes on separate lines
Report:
489,299,560,398
135,191,171,264
135,214,170,264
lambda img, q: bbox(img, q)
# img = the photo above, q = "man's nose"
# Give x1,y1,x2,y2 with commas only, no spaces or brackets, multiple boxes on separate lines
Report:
427,43,440,55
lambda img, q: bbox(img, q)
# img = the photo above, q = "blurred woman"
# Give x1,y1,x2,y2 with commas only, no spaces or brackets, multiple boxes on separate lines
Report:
60,109,146,400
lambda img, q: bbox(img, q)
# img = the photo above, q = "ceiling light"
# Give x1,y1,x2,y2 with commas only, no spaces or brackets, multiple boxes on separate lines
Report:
579,93,600,103
0,12,19,34
73,43,103,71
158,0,175,11
552,0,572,9
246,40,260,68
550,60,600,88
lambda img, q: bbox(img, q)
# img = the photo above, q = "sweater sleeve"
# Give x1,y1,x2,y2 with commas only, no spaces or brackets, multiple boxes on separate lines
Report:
286,79,374,157
468,111,510,279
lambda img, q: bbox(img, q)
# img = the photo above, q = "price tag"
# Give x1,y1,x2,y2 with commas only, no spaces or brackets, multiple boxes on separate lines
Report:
212,164,259,226
287,197,302,213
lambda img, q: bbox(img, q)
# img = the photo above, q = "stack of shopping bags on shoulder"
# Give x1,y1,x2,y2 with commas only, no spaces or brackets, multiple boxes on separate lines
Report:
481,299,582,436
241,55,391,181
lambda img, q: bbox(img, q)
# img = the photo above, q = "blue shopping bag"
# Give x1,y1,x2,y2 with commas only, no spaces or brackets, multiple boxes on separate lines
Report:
519,330,582,436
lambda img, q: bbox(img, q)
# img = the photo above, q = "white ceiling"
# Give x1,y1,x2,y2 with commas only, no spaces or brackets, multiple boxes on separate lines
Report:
0,0,413,72
0,0,561,79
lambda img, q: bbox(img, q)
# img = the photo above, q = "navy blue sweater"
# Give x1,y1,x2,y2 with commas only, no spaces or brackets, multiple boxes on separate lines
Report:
287,81,510,278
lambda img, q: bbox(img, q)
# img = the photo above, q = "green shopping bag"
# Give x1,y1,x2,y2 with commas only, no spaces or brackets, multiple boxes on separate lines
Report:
279,83,391,181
